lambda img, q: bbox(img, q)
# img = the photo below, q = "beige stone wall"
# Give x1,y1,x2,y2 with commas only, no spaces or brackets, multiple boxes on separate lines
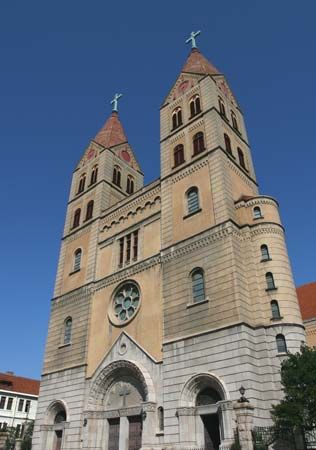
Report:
235,197,281,227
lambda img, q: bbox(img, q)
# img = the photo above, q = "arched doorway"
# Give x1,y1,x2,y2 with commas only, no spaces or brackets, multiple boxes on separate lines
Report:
44,401,68,450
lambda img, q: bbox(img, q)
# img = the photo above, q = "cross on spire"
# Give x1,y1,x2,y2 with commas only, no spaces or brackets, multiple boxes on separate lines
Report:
111,93,123,112
185,30,201,49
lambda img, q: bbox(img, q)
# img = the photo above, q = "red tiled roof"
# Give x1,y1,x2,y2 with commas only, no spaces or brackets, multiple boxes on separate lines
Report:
0,373,40,396
94,111,128,148
297,282,316,321
182,48,220,76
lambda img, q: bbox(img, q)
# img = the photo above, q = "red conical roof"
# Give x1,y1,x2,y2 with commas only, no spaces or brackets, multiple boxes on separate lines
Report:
94,111,128,148
182,48,220,76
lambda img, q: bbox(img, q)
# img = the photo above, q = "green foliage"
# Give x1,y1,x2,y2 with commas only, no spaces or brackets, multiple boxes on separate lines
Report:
272,345,316,431
4,428,17,450
21,421,34,450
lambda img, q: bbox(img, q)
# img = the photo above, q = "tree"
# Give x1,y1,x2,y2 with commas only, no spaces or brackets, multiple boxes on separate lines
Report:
272,345,316,432
21,421,34,450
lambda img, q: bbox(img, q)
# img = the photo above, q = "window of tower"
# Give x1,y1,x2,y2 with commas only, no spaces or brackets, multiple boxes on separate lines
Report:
260,244,271,262
118,230,139,268
73,248,82,272
63,317,72,345
77,174,86,194
109,281,141,325
224,133,232,155
73,208,81,229
266,272,277,291
90,165,98,185
189,95,201,118
85,200,94,221
192,132,205,156
112,165,122,187
271,300,281,320
237,147,247,170
174,144,185,167
172,107,183,130
126,175,135,194
253,206,263,219
231,110,239,131
186,187,200,216
191,268,206,303
276,334,287,353
158,407,164,432
218,97,226,117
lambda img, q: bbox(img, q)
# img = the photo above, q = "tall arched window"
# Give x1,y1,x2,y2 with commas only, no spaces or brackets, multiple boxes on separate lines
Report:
271,300,281,319
253,206,263,219
224,133,232,154
231,111,239,131
85,200,94,220
90,165,98,185
158,407,164,432
218,97,226,117
73,208,81,228
187,187,200,215
266,272,276,290
189,95,201,117
238,147,246,170
78,174,86,194
126,175,135,194
261,244,270,261
191,268,205,303
193,132,205,156
112,166,121,187
73,249,82,272
172,107,182,129
174,144,185,167
64,318,72,345
276,334,287,353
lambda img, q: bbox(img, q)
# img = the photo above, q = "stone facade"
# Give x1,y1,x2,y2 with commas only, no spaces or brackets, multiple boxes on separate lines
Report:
32,45,305,450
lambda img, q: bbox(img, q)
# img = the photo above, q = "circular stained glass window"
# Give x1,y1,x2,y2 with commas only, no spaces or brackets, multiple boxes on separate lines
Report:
110,282,140,325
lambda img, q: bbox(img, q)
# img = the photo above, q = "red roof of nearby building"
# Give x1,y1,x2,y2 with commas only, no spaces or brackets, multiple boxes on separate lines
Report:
297,282,316,321
0,372,40,396
94,111,128,148
182,48,220,76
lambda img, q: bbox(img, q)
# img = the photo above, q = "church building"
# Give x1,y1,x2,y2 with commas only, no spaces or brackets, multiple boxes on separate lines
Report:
32,33,305,450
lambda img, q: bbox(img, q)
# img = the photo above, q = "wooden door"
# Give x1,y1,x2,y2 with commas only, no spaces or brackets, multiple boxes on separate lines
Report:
128,415,142,450
202,414,221,450
108,418,120,450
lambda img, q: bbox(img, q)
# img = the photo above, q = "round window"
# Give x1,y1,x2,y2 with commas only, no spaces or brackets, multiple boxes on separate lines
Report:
109,282,141,326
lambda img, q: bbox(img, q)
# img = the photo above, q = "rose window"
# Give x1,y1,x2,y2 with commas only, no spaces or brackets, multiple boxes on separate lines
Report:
113,283,140,323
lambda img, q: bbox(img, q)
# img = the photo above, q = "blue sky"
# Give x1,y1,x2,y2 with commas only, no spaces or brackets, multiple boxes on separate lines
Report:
0,1,315,379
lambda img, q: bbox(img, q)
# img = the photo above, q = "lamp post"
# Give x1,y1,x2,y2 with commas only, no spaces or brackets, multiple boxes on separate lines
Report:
238,385,249,403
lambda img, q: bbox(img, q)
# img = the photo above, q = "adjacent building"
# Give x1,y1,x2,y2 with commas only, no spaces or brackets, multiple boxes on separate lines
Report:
297,282,316,347
0,371,39,435
32,36,305,450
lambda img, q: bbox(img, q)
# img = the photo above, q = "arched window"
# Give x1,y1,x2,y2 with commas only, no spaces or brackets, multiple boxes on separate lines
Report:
189,95,201,118
218,97,226,117
85,200,94,221
187,187,200,215
73,208,81,228
172,107,182,129
193,132,205,156
73,249,82,272
238,147,246,170
174,144,185,167
191,268,205,303
266,272,276,290
261,244,270,261
112,166,121,187
276,334,287,353
54,410,66,424
196,387,221,406
158,407,164,432
224,133,232,154
231,111,239,131
90,165,98,185
126,175,135,194
253,206,263,219
78,174,86,194
64,318,72,345
271,300,281,319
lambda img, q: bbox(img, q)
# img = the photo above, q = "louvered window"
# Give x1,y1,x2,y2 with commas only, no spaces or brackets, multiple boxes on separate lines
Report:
271,301,281,319
276,334,287,353
64,318,72,345
73,249,82,272
192,268,205,303
266,272,276,290
261,245,270,261
187,188,200,215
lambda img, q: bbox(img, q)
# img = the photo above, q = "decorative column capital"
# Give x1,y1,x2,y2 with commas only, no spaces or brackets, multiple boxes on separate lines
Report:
176,406,196,417
141,401,156,412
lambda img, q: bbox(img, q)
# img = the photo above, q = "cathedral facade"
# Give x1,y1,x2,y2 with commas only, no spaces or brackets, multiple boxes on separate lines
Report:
32,40,305,450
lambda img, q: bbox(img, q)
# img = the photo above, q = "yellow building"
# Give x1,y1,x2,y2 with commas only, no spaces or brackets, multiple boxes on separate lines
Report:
32,36,304,450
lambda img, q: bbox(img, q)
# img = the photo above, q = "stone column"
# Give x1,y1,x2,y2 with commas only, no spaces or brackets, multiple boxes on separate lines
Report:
14,438,22,450
234,402,254,450
177,407,196,447
141,402,157,449
218,400,235,447
119,416,129,450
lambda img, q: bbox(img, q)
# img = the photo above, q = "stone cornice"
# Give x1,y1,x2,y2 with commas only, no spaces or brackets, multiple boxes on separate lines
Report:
170,158,209,184
235,195,279,209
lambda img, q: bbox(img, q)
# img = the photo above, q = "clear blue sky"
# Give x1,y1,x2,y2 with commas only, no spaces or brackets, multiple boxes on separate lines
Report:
0,1,315,379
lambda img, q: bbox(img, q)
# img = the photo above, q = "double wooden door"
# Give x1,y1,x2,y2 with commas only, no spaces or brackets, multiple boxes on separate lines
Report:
108,415,142,450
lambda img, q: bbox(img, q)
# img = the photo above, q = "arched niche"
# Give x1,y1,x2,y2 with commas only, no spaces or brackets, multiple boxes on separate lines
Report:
180,372,228,407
